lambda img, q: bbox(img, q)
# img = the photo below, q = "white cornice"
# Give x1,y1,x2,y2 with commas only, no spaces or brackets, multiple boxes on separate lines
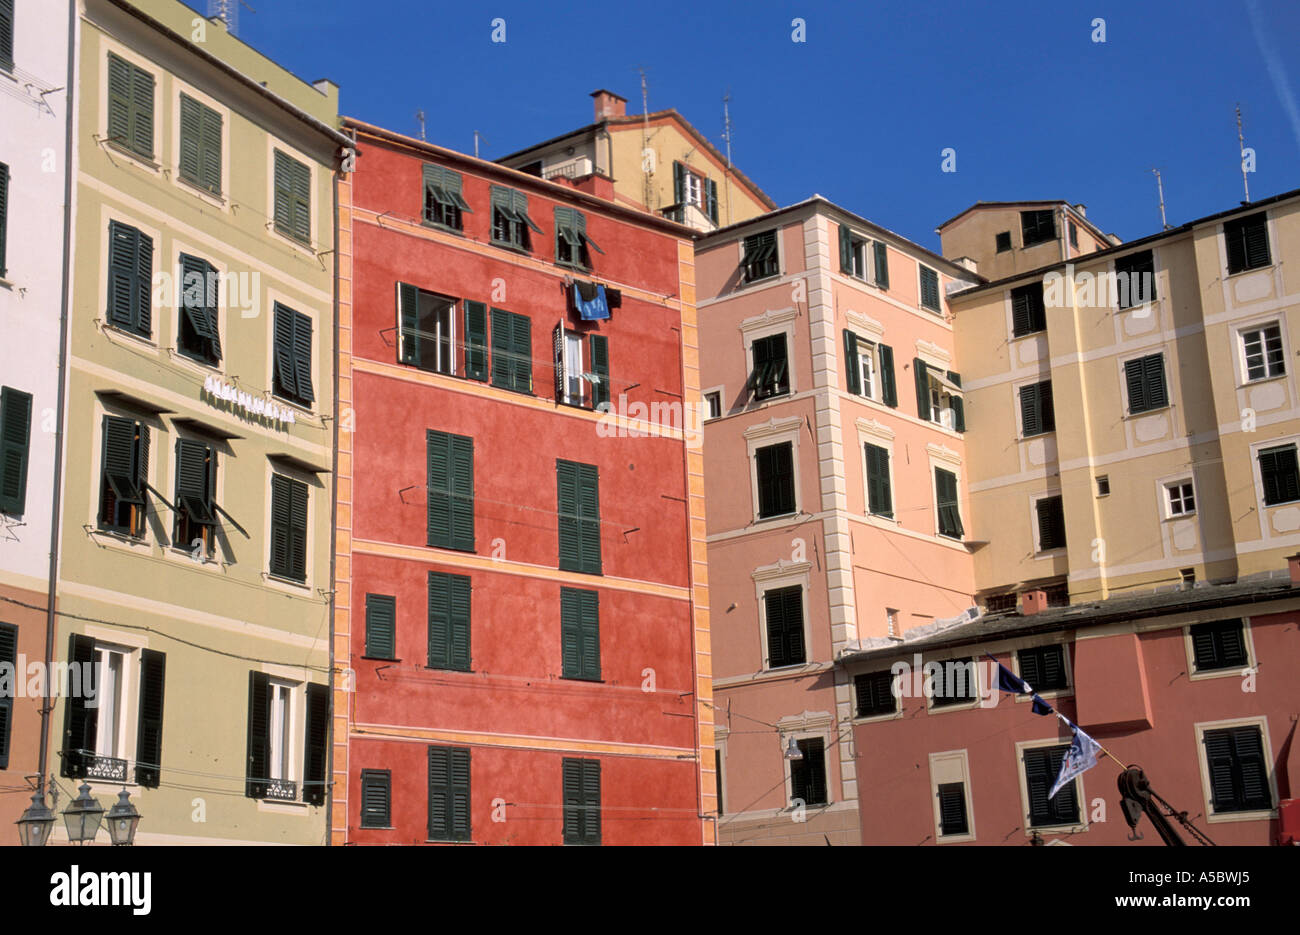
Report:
739,306,798,334
752,559,813,583
743,414,804,441
844,309,885,339
916,339,952,369
776,710,835,733
855,417,896,441
926,442,962,466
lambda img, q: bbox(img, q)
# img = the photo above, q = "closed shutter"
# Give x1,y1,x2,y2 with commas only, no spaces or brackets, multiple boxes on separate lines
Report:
427,430,474,551
557,460,580,571
291,310,314,404
589,334,609,410
1143,354,1167,409
0,623,15,769
288,477,308,580
360,770,391,827
947,371,964,431
1202,730,1240,812
129,63,154,158
60,634,97,778
855,670,896,717
199,99,222,194
1018,649,1042,690
365,594,396,659
1039,645,1065,688
561,587,600,680
428,746,472,841
490,308,511,389
838,225,852,274
0,161,8,277
450,434,474,551
510,312,532,392
398,282,420,364
269,474,290,577
843,330,860,394
914,358,930,421
878,344,897,407
865,443,892,517
0,386,32,515
1011,284,1045,336
245,671,270,797
1232,728,1269,811
920,266,940,310
175,438,214,528
178,94,202,187
134,649,166,787
937,782,968,836
936,468,963,538
0,0,12,70
576,462,601,575
1027,745,1078,825
449,747,471,840
765,586,804,668
302,682,329,806
274,151,311,244
427,571,471,671
563,757,600,845
108,221,149,334
463,301,488,380
873,240,889,288
107,54,132,149
558,460,600,574
449,573,471,671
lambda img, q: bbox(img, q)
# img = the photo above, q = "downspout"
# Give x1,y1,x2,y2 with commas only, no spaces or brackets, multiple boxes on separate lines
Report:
324,142,345,845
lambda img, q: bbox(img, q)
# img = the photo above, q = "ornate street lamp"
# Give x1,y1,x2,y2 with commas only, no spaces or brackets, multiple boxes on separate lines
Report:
62,782,105,845
16,791,56,846
104,788,141,846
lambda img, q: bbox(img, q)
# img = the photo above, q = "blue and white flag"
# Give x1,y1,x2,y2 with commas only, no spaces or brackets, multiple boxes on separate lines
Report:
985,654,1055,715
1050,718,1102,799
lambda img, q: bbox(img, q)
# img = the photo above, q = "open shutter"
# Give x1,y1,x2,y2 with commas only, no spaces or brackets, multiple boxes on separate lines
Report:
449,748,471,840
427,572,449,668
134,649,166,787
553,322,565,401
302,682,329,806
873,240,889,288
0,386,32,515
878,344,897,407
245,671,270,797
463,301,488,380
947,371,964,431
292,310,314,404
61,634,97,778
272,306,298,399
589,334,609,410
449,573,471,671
129,64,154,158
450,434,474,552
577,463,601,575
706,178,719,223
179,94,202,185
914,358,930,420
1036,498,1060,551
0,624,15,769
672,161,685,205
269,474,290,577
365,594,396,659
557,460,580,571
838,225,852,273
0,162,7,277
398,282,420,364
843,330,860,394
0,0,14,70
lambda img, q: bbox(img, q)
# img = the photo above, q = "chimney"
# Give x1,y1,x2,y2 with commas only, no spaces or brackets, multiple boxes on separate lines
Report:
1020,589,1048,615
591,89,627,121
1288,554,1300,585
1073,203,1087,217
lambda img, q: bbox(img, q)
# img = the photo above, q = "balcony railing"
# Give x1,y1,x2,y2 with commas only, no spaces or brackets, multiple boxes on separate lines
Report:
264,778,298,802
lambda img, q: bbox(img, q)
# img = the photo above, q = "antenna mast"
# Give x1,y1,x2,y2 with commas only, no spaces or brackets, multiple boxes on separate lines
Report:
722,90,733,168
1152,168,1169,231
638,67,653,211
1236,104,1251,203
473,131,488,159
415,110,426,142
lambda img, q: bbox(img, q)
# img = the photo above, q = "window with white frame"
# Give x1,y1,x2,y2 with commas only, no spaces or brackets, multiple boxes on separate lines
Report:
1241,323,1285,382
682,169,703,208
1166,480,1195,517
704,391,722,420
563,331,585,406
267,678,295,790
93,645,130,762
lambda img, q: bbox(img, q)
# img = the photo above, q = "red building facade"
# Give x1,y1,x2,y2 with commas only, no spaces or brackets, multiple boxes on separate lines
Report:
331,120,715,845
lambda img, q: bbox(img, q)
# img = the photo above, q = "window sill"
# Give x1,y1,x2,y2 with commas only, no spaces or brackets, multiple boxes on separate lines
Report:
176,173,226,206
1025,820,1086,836
1163,511,1196,522
1188,663,1253,683
1224,264,1275,280
266,572,309,589
755,511,799,523
420,219,466,237
852,708,902,725
103,139,161,171
425,541,477,554
1205,806,1277,825
104,321,156,347
1021,430,1056,441
0,277,13,290
1035,547,1067,557
489,239,532,256
1239,373,1287,389
1123,403,1172,420
270,392,316,418
271,225,315,252
764,662,810,673
425,665,474,674
1010,330,1047,341
1262,498,1300,508
360,824,395,830
560,675,604,684
1015,688,1072,704
427,838,474,844
927,698,982,716
361,655,399,663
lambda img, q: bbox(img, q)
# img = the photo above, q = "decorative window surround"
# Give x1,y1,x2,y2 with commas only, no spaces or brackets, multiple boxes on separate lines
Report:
915,339,952,371
1182,618,1257,683
844,309,885,341
739,307,798,334
926,442,962,467
744,415,805,442
855,417,896,442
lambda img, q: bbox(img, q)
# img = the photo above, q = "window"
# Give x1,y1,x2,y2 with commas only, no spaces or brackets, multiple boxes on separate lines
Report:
854,670,897,718
919,265,941,312
0,622,13,770
929,658,977,708
1036,495,1066,551
934,468,963,539
359,769,391,828
557,459,601,575
0,386,32,515
673,162,718,223
246,671,314,801
1010,283,1046,337
178,93,222,195
1166,480,1195,517
741,230,779,283
1097,475,1110,497
755,441,795,519
427,571,471,671
273,150,311,244
1018,644,1068,692
1020,209,1055,247
1019,380,1055,437
562,757,601,845
790,738,827,806
838,225,869,279
704,391,722,420
177,254,221,366
107,53,154,159
1203,726,1271,813
303,681,328,805
173,438,217,557
426,430,474,552
1241,323,1285,382
915,361,964,431
1068,220,1079,249
1123,353,1168,415
267,679,294,794
490,185,539,251
463,301,488,382
873,240,890,289
843,332,877,399
984,593,1017,614
98,415,149,537
1023,744,1080,827
1224,212,1271,274
268,473,308,582
937,782,969,836
561,587,600,681
1114,250,1155,309
364,594,396,660
1258,445,1300,506
995,231,1012,253
1190,620,1248,673
554,327,609,410
764,585,805,668
0,161,8,278
422,164,470,231
489,308,532,393
428,746,472,841
398,284,456,376
864,443,893,518
750,333,790,400
107,220,153,339
272,303,314,407
1045,583,1070,607
0,0,11,72
554,206,602,269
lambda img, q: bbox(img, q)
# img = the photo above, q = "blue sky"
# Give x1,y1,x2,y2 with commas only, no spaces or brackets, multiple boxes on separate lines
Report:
221,0,1300,251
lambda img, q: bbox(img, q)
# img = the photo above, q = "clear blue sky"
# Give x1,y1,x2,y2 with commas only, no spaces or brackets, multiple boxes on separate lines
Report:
221,0,1300,251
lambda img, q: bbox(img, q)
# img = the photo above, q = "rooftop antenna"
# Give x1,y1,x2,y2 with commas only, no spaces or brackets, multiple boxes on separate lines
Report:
415,110,426,141
637,66,653,211
473,131,488,159
207,0,254,35
722,90,733,169
1152,168,1170,231
1236,103,1251,203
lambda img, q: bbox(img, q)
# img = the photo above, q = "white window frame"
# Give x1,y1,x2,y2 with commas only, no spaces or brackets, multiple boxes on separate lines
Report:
1164,478,1196,518
1238,320,1286,384
563,330,585,406
92,644,132,761
682,168,704,208
267,678,297,785
753,560,812,672
740,309,798,400
703,388,723,421
1193,716,1277,824
1015,737,1089,836
929,749,976,844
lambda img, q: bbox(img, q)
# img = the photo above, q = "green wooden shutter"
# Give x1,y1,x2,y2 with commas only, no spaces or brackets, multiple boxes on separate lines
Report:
268,474,290,577
672,161,685,205
563,758,600,845
178,94,202,187
589,334,610,410
765,588,789,667
449,573,471,670
134,226,152,337
552,323,566,401
920,266,941,311
398,281,419,364
936,468,963,538
1124,358,1147,413
272,305,298,399
557,460,580,571
1202,730,1237,811
511,312,532,392
873,240,889,288
0,386,32,515
1144,354,1167,409
107,54,132,148
464,301,488,380
1243,218,1271,270
291,157,311,243
913,358,930,420
490,308,511,388
577,463,601,575
450,434,474,552
106,221,136,328
1020,383,1041,436
838,225,852,273
1232,728,1269,810
426,430,450,547
426,430,473,551
199,100,222,194
562,588,600,680
365,594,396,659
427,571,449,667
0,0,13,71
449,747,471,840
0,162,8,278
360,770,390,827
706,178,719,223
302,682,329,806
0,623,13,770
948,371,965,431
1037,496,1063,551
245,670,270,797
878,344,897,407
865,443,892,517
291,309,314,404
428,747,450,838
842,330,860,395
175,438,214,530
273,151,292,237
134,649,166,787
60,633,97,778
129,63,154,158
288,477,308,580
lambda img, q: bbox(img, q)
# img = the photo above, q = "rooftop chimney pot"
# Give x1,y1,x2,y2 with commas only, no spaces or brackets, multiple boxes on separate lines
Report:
591,89,627,121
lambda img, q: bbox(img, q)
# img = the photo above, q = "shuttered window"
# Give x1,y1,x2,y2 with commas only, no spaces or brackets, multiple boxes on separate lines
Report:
561,587,600,681
562,757,601,845
1019,380,1055,437
272,303,314,407
428,746,471,841
1189,620,1248,672
0,386,32,516
244,670,270,797
749,333,789,400
557,459,601,575
174,438,216,556
273,149,311,244
1023,744,1079,827
0,622,15,769
426,430,474,552
740,230,779,283
133,649,166,787
755,441,795,519
764,585,805,668
1114,250,1155,309
1224,212,1271,274
1035,495,1066,551
790,738,827,806
589,334,610,410
1010,283,1046,337
489,308,532,393
0,0,12,71
364,593,397,660
1021,209,1055,247
1017,645,1068,692
98,415,148,537
1258,444,1300,506
937,782,969,836
178,93,222,195
359,769,391,828
864,443,893,518
1203,726,1271,813
930,658,978,707
554,206,602,268
302,682,329,806
873,240,890,289
463,300,488,381
61,634,98,778
106,220,153,338
489,185,539,250
177,253,221,365
427,571,471,671
854,669,896,718
0,161,8,278
268,473,308,581
107,53,154,160
1123,353,1168,414
919,265,941,312
878,343,898,407
423,163,471,230
935,468,963,539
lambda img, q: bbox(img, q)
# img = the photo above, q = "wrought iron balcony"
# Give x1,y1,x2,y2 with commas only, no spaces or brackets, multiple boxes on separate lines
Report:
85,755,128,783
264,778,298,802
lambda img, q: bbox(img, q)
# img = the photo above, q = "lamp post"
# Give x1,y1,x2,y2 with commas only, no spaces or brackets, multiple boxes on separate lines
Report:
62,782,105,845
104,788,141,846
15,790,56,846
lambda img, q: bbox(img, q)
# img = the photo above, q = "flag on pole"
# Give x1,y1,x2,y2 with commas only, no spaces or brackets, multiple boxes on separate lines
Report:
985,654,1055,715
1050,717,1102,799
